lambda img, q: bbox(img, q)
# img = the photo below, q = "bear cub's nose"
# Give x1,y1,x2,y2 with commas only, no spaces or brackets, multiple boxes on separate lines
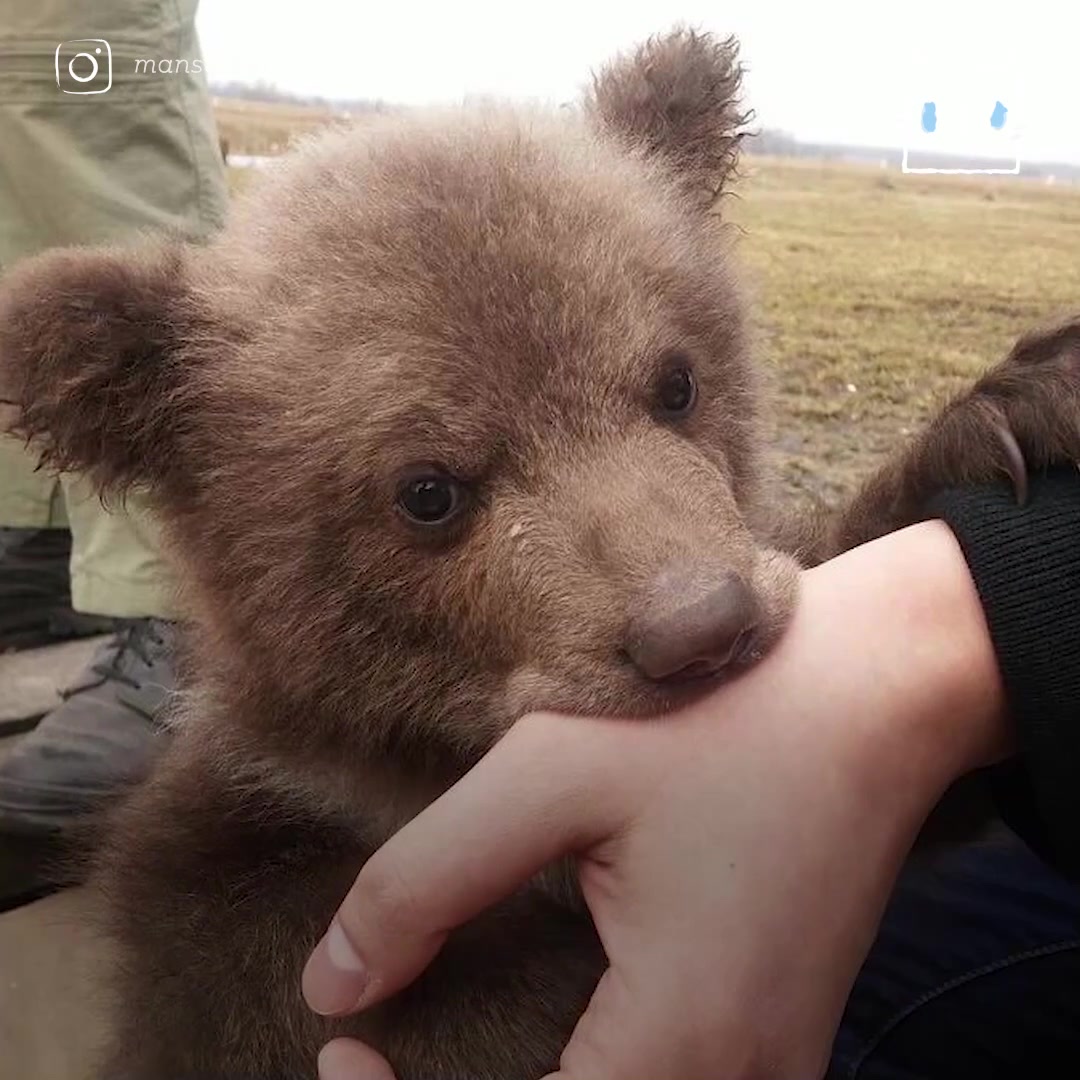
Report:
625,570,758,683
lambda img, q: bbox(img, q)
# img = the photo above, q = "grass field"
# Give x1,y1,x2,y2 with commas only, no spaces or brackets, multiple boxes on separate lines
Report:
729,158,1080,502
215,98,340,156
218,101,1080,504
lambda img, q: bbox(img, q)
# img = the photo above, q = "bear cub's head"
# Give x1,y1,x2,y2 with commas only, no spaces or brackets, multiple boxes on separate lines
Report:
0,30,799,769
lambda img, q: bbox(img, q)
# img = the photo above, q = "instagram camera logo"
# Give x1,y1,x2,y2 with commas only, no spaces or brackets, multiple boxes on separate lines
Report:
55,39,112,94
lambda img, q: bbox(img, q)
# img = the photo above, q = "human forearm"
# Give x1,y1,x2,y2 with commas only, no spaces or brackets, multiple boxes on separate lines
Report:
785,519,1010,828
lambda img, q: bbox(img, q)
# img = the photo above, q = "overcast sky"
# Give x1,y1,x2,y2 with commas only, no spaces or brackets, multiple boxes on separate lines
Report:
196,0,1080,164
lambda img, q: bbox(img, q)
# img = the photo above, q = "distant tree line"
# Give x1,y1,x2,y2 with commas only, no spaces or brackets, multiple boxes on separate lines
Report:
210,80,392,114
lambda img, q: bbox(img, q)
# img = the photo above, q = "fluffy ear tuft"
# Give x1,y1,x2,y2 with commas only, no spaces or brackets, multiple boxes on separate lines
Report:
0,243,200,497
586,28,750,211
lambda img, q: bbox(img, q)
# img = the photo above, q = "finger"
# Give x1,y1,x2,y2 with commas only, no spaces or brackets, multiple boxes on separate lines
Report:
302,712,627,1017
318,1037,398,1080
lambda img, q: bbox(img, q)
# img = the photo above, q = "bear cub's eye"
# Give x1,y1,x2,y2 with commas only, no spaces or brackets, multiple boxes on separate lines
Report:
398,474,464,525
656,363,698,417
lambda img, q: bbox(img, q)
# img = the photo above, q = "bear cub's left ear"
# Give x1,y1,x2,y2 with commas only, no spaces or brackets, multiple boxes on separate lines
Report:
0,242,205,498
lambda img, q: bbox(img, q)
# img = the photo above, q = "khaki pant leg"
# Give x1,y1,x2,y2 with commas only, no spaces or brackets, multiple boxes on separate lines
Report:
62,481,177,619
0,436,65,529
0,0,227,616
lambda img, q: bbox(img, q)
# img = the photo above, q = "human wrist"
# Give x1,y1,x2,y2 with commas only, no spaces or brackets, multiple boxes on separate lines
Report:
802,521,1011,801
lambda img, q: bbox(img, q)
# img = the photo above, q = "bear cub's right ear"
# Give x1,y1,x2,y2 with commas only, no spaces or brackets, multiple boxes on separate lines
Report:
0,242,205,498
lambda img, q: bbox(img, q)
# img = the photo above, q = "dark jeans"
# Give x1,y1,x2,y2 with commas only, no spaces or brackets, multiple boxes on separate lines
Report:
829,828,1080,1079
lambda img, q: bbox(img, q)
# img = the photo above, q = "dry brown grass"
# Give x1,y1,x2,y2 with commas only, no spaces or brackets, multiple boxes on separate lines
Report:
731,156,1080,502
214,98,339,157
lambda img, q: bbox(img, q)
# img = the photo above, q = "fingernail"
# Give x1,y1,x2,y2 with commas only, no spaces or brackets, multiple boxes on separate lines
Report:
318,1040,355,1080
303,920,369,1016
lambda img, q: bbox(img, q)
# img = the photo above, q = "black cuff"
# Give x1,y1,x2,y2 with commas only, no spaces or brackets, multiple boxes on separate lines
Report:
928,466,1080,879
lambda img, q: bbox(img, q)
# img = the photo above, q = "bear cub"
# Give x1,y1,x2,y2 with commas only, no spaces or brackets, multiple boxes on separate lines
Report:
2,27,1079,1080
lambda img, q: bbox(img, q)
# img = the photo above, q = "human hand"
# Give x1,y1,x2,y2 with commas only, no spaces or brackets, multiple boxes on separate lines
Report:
303,521,1009,1080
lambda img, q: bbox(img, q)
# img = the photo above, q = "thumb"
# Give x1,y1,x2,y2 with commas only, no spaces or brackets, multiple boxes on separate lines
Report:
302,712,625,1017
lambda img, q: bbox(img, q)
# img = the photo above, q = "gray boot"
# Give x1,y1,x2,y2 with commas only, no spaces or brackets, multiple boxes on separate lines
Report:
0,617,175,837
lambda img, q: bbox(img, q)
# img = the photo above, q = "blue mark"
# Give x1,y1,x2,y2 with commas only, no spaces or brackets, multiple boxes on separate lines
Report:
921,102,937,133
990,100,1008,129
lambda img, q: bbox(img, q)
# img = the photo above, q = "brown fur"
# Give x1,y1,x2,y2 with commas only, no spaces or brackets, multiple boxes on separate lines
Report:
1,28,1079,1080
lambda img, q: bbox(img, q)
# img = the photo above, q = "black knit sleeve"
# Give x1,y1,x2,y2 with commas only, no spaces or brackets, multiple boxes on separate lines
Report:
927,466,1080,879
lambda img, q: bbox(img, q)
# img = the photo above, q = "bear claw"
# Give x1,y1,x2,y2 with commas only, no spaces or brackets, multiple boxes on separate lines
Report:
993,422,1028,507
